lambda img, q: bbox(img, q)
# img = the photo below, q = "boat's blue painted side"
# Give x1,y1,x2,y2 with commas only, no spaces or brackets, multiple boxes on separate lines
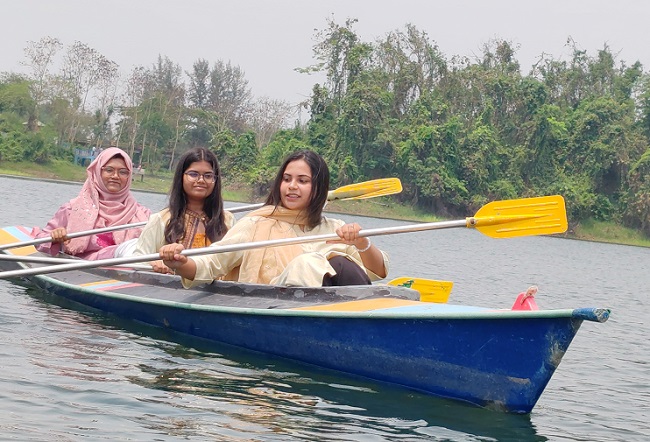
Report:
33,273,599,413
0,225,611,414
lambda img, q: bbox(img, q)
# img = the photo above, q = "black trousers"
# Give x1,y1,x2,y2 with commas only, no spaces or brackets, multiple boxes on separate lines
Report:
322,256,372,286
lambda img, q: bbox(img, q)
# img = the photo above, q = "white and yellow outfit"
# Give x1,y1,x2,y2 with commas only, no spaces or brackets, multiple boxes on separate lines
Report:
132,208,235,255
183,206,389,288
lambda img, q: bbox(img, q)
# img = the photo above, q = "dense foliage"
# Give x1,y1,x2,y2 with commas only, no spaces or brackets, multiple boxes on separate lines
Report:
1,21,649,236
301,20,650,236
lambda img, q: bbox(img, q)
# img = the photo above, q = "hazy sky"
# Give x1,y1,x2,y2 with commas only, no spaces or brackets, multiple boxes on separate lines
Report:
2,0,648,107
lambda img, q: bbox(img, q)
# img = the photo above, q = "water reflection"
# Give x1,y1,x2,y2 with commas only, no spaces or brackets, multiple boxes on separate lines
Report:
101,309,547,441
129,347,547,441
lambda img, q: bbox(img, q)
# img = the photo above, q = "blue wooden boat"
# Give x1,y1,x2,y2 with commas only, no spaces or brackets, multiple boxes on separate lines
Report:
0,225,610,414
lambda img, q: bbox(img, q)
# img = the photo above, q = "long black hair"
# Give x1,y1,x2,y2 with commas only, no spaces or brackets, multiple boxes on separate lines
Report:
164,147,228,244
265,150,329,229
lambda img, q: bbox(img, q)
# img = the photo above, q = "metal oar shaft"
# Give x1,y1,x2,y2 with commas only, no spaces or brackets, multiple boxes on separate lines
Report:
0,219,469,279
0,194,569,280
0,203,265,252
0,254,151,270
0,222,150,251
0,254,79,265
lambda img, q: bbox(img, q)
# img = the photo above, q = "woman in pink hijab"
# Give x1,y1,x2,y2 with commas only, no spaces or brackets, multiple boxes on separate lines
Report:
32,147,151,260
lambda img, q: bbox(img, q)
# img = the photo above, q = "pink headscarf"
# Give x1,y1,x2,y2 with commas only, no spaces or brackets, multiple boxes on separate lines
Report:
65,147,150,254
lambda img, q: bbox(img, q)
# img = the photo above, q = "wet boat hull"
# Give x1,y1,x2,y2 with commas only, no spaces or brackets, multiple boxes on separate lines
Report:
0,225,610,413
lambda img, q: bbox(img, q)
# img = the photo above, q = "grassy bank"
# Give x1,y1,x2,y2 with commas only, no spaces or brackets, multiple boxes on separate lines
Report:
2,159,649,247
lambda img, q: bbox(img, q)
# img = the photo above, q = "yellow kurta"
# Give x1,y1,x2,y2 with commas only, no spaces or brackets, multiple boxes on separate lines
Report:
132,209,235,255
184,215,390,288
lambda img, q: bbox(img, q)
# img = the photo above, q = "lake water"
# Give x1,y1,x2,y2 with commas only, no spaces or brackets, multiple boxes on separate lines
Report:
0,176,647,441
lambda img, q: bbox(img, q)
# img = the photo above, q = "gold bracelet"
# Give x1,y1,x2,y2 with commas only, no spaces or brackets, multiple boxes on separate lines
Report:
356,238,372,253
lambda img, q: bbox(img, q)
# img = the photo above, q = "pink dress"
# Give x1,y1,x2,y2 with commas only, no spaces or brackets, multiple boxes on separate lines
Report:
32,202,123,260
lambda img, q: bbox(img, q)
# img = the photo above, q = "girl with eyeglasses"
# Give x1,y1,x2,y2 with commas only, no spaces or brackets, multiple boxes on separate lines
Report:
159,149,388,287
131,147,235,274
31,147,151,260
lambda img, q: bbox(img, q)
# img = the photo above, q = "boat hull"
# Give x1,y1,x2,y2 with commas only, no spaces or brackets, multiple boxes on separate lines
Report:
32,271,605,414
0,226,610,413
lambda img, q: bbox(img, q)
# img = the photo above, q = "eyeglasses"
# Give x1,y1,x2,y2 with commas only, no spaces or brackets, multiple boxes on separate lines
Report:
184,171,217,183
101,167,130,178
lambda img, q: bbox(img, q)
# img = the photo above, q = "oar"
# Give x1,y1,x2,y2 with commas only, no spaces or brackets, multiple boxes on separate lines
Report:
0,254,454,298
0,195,566,279
0,254,452,300
0,178,402,252
326,178,402,200
387,277,453,303
225,178,402,211
0,254,153,271
0,254,451,300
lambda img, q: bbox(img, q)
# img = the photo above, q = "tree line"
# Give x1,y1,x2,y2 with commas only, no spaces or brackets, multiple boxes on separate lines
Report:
1,19,649,236
0,36,295,171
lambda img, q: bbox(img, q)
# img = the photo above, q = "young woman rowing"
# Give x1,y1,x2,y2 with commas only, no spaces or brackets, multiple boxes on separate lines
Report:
131,147,234,273
159,149,388,287
32,147,150,260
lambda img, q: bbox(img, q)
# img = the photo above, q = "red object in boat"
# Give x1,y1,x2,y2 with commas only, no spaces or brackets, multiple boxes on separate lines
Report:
512,286,539,310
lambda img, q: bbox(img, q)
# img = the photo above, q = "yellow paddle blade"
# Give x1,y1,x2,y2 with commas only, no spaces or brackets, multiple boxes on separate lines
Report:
387,277,453,303
468,195,568,238
328,178,402,201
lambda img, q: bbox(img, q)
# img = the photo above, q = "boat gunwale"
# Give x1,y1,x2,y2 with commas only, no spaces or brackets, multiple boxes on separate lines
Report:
29,272,610,322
